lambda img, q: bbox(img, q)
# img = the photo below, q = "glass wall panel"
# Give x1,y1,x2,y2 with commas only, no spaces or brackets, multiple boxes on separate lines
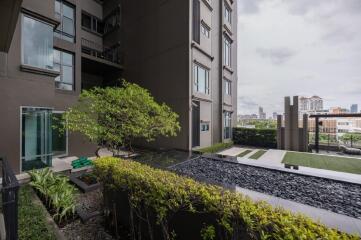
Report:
52,113,67,157
21,108,52,171
22,15,54,70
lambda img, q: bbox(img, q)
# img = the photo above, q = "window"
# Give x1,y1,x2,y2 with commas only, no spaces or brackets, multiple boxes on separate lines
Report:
192,0,201,43
55,0,75,42
193,64,210,94
201,21,210,38
224,111,232,139
224,36,231,67
225,79,231,95
201,122,210,132
54,49,74,91
21,15,54,70
82,12,103,35
224,3,231,24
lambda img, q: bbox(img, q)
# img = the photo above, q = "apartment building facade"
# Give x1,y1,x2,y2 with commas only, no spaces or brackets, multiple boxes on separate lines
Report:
0,0,237,173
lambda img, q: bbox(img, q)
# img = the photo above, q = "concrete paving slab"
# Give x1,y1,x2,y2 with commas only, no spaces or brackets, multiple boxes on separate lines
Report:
218,147,246,157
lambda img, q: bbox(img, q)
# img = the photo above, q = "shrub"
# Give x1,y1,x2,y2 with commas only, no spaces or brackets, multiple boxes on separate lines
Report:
198,141,233,153
94,157,357,240
29,168,76,224
233,128,277,148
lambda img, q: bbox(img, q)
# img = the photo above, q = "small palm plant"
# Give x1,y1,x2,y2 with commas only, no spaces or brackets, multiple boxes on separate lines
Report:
29,168,76,224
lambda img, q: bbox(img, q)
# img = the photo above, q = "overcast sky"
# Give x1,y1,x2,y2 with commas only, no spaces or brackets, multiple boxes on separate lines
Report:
237,0,361,117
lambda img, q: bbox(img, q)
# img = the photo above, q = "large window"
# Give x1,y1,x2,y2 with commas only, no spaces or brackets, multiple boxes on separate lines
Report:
224,111,232,139
21,15,54,70
194,64,210,94
224,3,231,25
224,36,231,67
55,0,75,42
54,49,74,91
225,79,231,95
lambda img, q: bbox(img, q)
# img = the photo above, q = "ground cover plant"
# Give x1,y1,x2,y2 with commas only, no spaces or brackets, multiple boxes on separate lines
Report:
237,149,252,157
94,157,358,240
282,152,361,174
18,186,57,240
29,168,76,225
249,150,267,160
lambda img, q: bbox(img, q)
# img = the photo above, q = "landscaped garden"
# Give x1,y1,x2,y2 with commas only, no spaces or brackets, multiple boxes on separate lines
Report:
282,151,361,174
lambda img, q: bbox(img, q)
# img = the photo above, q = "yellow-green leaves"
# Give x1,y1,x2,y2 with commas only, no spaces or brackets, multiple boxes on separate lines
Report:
94,157,359,240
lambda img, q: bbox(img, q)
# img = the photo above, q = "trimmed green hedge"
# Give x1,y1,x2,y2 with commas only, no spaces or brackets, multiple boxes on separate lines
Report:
233,128,277,148
94,157,356,240
197,141,233,153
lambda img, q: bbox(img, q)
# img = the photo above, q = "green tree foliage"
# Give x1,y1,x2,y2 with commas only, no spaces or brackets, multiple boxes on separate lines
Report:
238,119,277,129
61,80,180,153
340,133,361,145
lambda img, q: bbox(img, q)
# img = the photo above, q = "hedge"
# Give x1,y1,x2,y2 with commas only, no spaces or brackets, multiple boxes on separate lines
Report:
94,157,356,240
233,128,277,148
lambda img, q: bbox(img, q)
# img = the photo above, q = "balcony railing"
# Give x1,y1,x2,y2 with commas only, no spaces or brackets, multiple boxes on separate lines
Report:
81,38,122,65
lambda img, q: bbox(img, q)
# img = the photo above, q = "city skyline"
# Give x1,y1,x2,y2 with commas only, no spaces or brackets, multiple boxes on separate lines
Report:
237,0,361,116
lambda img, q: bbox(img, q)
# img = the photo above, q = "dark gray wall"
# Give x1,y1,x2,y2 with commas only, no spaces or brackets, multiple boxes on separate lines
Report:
121,0,191,150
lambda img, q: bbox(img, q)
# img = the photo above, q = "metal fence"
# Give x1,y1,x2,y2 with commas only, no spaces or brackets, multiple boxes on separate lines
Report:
0,157,19,240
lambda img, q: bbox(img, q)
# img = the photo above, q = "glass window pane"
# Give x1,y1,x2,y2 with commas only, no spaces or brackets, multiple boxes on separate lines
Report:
55,0,61,14
53,63,60,72
56,82,73,91
198,67,206,93
62,66,73,84
54,50,60,63
63,4,74,19
63,17,74,35
52,113,67,156
22,15,54,70
62,52,73,66
82,13,91,29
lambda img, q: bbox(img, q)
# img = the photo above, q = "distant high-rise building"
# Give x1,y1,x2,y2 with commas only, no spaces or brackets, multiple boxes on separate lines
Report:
299,96,323,113
259,107,266,119
272,112,278,120
351,104,358,113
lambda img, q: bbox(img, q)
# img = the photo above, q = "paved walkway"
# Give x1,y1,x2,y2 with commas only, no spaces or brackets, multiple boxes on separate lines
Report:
218,147,361,185
235,186,361,236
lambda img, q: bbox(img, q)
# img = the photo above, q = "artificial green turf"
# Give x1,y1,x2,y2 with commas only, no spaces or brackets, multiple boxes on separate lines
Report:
18,186,57,240
237,150,252,157
282,152,361,174
198,141,233,153
249,150,267,160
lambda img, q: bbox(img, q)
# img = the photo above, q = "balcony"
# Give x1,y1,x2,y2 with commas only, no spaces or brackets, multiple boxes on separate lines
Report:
81,38,123,68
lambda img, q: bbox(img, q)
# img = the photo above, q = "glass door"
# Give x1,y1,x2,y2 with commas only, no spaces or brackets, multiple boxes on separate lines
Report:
21,107,52,171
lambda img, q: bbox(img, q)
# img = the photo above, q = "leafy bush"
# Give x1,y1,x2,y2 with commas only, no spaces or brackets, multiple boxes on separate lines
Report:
233,128,277,148
94,157,357,240
29,168,76,224
198,141,233,153
19,186,57,240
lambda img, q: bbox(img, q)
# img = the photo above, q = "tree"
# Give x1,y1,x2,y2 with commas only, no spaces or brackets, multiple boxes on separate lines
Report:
339,133,361,146
60,80,181,155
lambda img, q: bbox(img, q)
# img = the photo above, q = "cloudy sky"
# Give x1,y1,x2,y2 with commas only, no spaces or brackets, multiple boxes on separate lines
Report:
237,0,361,117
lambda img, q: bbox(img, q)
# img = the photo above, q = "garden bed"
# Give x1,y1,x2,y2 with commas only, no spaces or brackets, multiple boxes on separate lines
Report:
172,157,361,219
94,157,357,240
70,172,101,193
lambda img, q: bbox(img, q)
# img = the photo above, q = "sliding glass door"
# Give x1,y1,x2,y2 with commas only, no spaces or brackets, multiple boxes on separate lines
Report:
21,107,52,171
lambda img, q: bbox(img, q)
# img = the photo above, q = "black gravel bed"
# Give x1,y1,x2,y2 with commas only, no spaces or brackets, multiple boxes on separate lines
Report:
61,189,117,240
171,157,361,219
